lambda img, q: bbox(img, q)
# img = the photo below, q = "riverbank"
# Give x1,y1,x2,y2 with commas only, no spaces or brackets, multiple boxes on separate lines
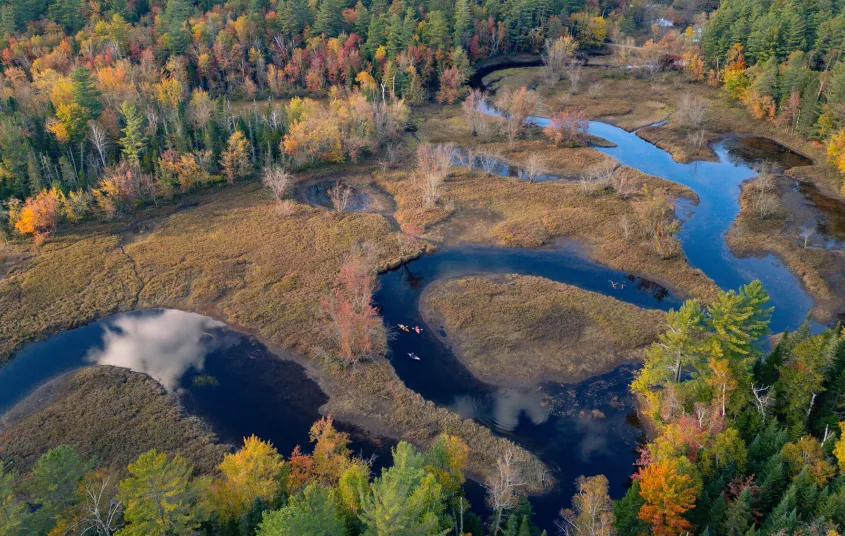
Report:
419,274,666,387
726,175,845,323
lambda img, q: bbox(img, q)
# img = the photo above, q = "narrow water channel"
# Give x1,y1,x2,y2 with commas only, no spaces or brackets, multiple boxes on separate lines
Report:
372,105,820,529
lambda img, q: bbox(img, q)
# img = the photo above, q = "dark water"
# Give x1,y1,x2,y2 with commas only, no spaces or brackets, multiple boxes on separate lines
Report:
371,106,824,529
374,244,680,528
2,84,832,533
0,309,384,462
797,181,845,250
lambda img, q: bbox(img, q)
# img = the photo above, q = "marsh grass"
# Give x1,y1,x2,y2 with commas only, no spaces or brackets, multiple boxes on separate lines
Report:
421,274,667,386
0,366,227,474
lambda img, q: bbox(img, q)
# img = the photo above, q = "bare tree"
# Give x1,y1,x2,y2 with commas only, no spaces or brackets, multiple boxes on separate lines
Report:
417,143,455,208
74,474,124,535
542,36,577,87
675,92,708,129
88,121,110,167
523,153,545,183
687,129,706,150
618,214,635,241
495,87,538,146
800,224,816,248
262,164,292,207
748,164,781,220
612,169,637,199
329,182,353,213
751,383,773,422
462,89,495,140
379,144,400,172
477,152,504,175
486,449,526,535
565,61,584,95
587,81,605,99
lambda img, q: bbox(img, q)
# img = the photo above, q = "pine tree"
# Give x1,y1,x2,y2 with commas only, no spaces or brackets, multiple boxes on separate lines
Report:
257,484,345,536
72,67,103,119
118,450,200,536
313,0,341,36
119,101,147,168
721,487,753,536
453,0,471,45
27,446,95,533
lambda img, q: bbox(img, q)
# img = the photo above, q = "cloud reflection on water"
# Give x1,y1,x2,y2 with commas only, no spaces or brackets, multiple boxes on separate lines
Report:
450,387,550,434
86,310,238,391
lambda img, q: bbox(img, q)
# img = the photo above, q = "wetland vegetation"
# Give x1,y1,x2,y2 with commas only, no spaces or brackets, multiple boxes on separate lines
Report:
1,0,845,531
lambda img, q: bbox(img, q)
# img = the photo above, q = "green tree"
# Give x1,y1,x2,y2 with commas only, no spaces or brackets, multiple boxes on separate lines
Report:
72,67,103,120
257,483,344,536
721,487,753,535
452,0,471,45
119,101,147,168
313,0,341,36
118,450,200,536
358,442,448,535
0,464,28,536
28,445,94,531
0,119,31,198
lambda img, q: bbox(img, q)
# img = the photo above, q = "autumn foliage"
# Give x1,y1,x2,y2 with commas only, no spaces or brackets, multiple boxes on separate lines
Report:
544,110,589,147
14,188,61,242
637,460,698,536
321,243,384,366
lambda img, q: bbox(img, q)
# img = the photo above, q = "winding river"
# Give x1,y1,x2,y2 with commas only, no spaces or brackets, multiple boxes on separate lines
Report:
0,75,830,532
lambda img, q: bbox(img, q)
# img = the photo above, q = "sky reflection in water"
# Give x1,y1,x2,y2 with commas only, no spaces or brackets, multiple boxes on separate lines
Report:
85,310,238,391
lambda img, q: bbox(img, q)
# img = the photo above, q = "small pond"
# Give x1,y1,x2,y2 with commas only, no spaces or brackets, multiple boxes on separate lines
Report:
0,309,381,461
451,148,562,182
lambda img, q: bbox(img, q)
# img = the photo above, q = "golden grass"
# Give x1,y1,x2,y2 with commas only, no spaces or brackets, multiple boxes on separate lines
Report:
637,126,720,163
421,274,666,387
0,366,227,474
0,231,141,359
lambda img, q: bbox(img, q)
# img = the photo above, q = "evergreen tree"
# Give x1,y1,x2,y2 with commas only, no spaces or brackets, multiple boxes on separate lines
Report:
118,450,201,536
722,487,753,536
453,0,471,45
27,446,95,532
257,483,345,536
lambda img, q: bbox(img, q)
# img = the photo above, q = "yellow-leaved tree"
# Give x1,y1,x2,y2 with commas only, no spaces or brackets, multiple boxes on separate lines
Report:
210,435,284,520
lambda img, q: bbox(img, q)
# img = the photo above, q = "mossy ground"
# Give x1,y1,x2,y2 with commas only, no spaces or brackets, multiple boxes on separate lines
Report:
420,274,667,387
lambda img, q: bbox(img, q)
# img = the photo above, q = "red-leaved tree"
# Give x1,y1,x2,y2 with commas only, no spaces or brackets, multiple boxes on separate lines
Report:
321,243,384,366
544,110,589,147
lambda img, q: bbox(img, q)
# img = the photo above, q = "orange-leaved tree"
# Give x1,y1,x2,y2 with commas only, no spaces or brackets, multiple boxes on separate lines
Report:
15,188,62,242
637,459,699,536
